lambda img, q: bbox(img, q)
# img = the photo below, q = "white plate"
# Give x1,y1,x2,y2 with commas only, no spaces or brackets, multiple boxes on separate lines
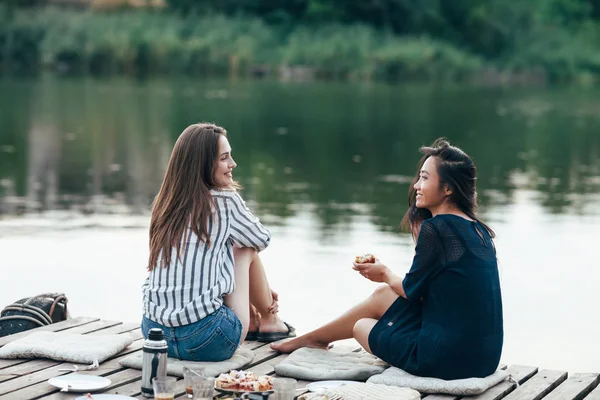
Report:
306,380,356,392
73,395,137,400
215,387,274,395
48,373,111,392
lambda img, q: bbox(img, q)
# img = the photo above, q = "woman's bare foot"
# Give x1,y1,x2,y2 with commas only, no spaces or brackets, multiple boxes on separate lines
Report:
258,314,289,333
270,334,329,353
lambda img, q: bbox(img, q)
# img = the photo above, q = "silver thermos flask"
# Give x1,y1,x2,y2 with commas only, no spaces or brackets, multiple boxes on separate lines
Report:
141,328,168,398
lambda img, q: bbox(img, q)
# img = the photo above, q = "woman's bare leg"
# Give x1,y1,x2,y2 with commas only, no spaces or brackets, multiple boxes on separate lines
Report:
353,318,378,354
247,251,287,333
270,285,399,353
225,248,287,344
248,304,261,332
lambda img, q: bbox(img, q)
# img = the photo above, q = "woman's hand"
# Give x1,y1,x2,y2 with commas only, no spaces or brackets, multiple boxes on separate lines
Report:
353,259,391,283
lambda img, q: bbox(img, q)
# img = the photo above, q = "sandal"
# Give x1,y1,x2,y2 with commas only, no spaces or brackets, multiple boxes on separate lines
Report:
256,321,296,343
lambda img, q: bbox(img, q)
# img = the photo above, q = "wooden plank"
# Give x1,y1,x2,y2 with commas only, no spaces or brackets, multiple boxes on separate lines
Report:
0,317,99,347
0,319,137,384
2,342,144,399
0,359,61,383
250,353,287,377
505,365,539,385
543,373,600,400
423,395,460,400
463,364,537,400
464,380,516,400
63,320,122,335
103,375,187,399
0,358,29,371
585,384,600,400
241,340,271,351
502,369,567,400
243,344,280,369
41,368,144,400
0,320,136,371
100,323,141,335
0,325,143,398
102,378,145,397
0,361,92,396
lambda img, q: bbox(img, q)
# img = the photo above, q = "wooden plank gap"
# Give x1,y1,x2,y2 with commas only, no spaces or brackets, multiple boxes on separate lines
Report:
502,369,567,400
542,372,600,400
0,317,100,347
584,383,600,400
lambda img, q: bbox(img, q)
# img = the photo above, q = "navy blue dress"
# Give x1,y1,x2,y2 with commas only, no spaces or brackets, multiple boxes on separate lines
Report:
368,214,503,380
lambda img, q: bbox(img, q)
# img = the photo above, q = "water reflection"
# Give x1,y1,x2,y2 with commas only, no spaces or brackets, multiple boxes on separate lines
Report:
0,75,599,234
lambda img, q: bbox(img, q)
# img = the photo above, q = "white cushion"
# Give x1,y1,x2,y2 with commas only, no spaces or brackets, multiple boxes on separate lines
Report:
119,347,254,377
320,382,420,400
0,331,135,369
275,346,388,381
367,367,509,395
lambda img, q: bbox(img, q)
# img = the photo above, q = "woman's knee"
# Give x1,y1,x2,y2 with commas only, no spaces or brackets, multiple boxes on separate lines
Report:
353,318,375,353
352,319,366,338
369,285,398,317
372,285,395,300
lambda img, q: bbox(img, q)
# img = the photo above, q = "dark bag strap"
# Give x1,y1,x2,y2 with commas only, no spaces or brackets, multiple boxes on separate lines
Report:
0,293,68,326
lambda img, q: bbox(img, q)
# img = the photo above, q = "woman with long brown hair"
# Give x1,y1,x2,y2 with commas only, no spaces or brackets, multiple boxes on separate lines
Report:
142,123,294,362
272,138,503,380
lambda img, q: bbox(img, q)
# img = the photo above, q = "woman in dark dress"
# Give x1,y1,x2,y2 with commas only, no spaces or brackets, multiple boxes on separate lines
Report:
272,138,503,380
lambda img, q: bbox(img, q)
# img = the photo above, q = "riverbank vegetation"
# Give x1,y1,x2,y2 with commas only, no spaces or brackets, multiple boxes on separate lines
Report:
2,0,600,83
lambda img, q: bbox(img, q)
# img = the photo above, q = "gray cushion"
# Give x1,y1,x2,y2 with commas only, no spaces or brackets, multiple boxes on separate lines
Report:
274,346,388,381
319,382,420,400
119,347,254,377
0,331,134,369
367,367,509,395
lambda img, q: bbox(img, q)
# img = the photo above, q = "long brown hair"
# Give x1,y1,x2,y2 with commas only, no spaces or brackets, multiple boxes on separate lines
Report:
148,123,229,271
401,138,495,240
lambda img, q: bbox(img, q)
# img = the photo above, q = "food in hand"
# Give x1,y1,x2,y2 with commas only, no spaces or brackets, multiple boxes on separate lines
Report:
215,370,273,392
355,254,376,263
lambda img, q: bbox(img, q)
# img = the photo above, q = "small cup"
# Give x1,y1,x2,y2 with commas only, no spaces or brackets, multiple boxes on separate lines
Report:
152,376,177,400
272,377,297,400
193,376,215,400
183,366,206,398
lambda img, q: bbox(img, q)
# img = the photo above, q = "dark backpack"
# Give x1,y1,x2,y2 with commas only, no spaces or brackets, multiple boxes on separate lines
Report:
0,293,69,338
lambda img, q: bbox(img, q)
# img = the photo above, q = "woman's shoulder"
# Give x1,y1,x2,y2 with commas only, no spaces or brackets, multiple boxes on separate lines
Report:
422,215,461,237
428,214,473,228
423,214,453,228
211,189,247,209
211,188,241,199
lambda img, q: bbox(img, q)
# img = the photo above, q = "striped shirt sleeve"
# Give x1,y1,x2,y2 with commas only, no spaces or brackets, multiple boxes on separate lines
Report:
227,192,271,251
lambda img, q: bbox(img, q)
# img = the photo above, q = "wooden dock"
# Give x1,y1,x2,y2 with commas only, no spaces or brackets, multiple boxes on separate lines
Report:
0,317,599,399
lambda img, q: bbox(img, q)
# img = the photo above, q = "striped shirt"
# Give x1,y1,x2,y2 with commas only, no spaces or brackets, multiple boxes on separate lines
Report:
142,190,271,327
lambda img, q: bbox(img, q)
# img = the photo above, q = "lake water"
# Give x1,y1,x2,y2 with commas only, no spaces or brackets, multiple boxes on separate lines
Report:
0,75,599,372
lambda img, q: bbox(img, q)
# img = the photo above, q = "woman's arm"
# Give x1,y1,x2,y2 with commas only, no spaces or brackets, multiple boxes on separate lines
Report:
352,260,407,299
354,221,443,301
384,269,407,298
227,192,271,251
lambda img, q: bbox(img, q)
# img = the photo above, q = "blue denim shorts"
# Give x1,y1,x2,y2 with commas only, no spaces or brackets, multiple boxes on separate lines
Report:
142,305,242,362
